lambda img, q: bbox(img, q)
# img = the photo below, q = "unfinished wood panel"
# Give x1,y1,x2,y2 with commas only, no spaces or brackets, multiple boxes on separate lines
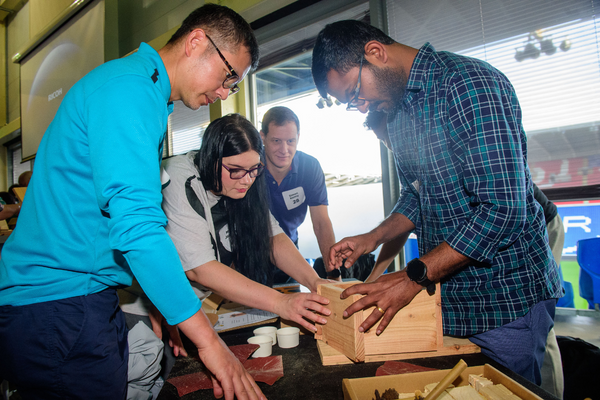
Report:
342,364,542,400
280,318,313,336
12,186,26,203
201,299,277,333
363,288,440,356
317,283,365,362
317,338,481,366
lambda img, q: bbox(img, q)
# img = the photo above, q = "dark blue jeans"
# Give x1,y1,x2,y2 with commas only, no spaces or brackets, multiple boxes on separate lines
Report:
469,299,556,385
0,289,128,400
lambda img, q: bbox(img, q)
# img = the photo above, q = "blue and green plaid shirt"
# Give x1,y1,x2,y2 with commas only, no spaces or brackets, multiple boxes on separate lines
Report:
389,43,562,336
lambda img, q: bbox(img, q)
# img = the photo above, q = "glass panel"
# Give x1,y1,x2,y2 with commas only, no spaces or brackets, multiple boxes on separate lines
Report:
255,54,384,260
386,0,600,304
256,51,314,107
386,0,600,193
11,147,32,186
167,100,210,156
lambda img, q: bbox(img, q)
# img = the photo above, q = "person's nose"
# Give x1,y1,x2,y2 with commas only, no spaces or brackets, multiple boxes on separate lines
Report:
216,87,230,101
277,142,288,155
240,173,253,185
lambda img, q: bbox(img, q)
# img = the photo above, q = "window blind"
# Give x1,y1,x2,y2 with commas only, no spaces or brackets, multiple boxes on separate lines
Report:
166,100,210,156
11,146,32,186
386,0,600,199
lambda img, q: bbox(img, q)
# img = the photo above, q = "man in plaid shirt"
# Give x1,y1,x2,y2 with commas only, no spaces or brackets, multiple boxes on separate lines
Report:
311,20,562,385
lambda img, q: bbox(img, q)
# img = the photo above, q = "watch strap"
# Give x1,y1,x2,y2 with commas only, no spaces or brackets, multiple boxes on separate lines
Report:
406,258,436,294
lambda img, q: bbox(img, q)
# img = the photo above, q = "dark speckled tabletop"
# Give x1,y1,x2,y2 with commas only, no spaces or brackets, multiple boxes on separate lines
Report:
156,323,558,400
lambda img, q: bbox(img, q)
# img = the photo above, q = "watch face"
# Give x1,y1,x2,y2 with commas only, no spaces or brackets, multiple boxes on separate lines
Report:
407,259,427,282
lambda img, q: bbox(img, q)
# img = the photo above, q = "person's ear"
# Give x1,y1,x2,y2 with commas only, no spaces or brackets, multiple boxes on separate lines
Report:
185,29,208,58
364,41,388,66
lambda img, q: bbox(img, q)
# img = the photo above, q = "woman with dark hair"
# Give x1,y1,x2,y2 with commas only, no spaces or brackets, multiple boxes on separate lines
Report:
160,113,331,332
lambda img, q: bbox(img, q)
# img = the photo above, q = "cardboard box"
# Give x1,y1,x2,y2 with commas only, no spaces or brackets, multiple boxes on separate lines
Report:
342,364,543,400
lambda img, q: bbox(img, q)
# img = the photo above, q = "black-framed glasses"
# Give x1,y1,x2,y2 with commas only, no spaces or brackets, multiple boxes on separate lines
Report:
347,54,365,111
222,163,264,179
205,34,240,95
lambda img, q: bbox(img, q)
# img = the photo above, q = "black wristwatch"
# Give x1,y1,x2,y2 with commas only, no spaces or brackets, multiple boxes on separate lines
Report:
406,258,436,295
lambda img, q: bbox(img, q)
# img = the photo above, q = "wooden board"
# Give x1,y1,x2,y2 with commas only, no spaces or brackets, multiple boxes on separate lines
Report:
202,293,224,310
317,336,480,366
317,283,365,361
206,312,219,327
201,299,278,333
12,186,26,203
280,318,313,336
363,288,440,356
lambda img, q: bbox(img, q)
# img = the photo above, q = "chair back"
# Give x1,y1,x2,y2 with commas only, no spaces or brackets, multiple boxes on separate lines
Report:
577,237,600,279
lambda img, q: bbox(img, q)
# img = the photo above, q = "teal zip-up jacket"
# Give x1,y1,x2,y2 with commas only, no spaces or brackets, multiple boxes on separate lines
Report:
0,43,201,325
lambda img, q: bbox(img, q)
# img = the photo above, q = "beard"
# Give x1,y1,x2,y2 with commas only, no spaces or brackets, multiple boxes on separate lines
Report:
369,64,408,115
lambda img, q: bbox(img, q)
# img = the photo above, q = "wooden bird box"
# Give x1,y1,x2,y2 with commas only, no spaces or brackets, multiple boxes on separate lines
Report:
315,282,480,365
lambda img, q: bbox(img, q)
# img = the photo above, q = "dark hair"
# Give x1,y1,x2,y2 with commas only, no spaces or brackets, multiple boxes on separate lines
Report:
167,4,260,71
312,20,395,98
261,106,300,135
17,171,32,187
364,110,387,131
195,114,273,286
0,189,17,205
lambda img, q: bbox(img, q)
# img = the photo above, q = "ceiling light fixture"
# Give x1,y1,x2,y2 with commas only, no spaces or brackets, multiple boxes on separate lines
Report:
515,30,571,62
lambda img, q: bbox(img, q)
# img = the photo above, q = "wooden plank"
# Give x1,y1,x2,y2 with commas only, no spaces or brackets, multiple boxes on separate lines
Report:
205,312,219,327
201,298,277,333
202,293,224,311
317,337,481,366
434,285,444,348
280,318,313,336
214,316,278,334
12,187,26,203
317,283,365,362
362,288,439,356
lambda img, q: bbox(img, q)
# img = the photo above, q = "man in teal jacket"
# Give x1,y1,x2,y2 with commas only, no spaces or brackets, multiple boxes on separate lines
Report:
0,5,264,400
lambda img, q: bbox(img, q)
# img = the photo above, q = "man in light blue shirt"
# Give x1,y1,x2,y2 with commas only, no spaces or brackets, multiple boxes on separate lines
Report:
0,5,265,400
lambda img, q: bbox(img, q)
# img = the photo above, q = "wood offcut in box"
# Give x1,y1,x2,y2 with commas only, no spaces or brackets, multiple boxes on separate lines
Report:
342,364,543,400
315,282,480,365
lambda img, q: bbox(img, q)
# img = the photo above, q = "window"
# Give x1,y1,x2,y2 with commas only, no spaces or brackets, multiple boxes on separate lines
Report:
166,100,210,156
7,142,32,186
386,0,600,200
386,0,600,308
256,54,384,259
253,1,385,260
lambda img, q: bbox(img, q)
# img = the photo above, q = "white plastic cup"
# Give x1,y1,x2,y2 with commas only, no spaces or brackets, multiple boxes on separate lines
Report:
253,326,278,345
247,335,273,357
276,327,300,348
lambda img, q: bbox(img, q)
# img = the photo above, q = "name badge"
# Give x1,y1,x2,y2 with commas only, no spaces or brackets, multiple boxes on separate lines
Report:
282,187,305,210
